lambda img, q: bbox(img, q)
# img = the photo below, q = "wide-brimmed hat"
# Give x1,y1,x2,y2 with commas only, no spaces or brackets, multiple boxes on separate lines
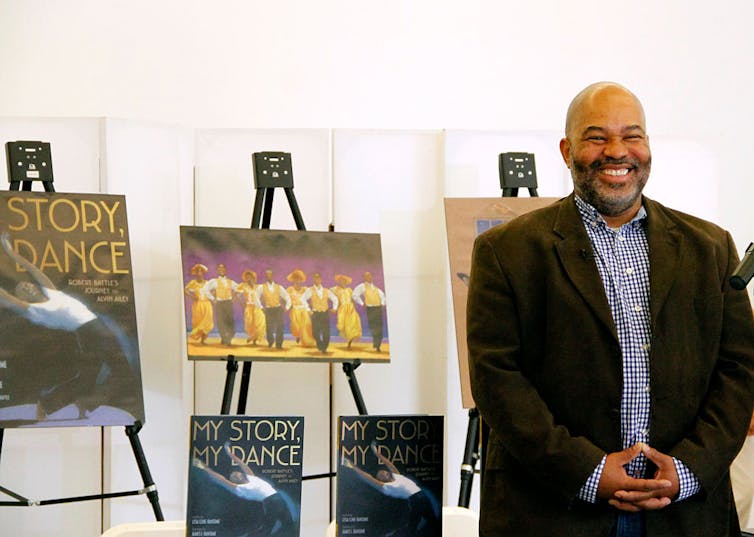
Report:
287,269,307,283
334,274,352,286
242,269,257,281
190,263,208,276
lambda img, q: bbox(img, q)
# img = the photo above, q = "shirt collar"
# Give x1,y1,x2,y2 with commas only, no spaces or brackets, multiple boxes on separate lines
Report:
574,194,647,231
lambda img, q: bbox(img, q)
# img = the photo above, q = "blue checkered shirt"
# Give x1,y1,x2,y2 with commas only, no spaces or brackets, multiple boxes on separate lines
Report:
574,196,701,503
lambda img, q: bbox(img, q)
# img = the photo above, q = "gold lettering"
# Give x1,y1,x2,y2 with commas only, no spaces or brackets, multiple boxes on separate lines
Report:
89,241,111,273
48,198,80,232
64,241,88,273
12,239,37,270
110,241,128,274
81,200,103,233
39,241,64,272
7,197,29,231
28,198,49,231
100,200,120,233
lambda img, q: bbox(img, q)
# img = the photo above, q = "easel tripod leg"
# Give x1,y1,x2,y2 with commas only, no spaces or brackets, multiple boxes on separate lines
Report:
342,361,368,415
221,357,239,414
125,422,164,521
284,188,306,230
236,361,253,414
458,407,480,508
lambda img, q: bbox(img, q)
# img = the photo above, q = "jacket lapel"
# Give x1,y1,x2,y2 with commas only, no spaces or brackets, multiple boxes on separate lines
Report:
643,198,683,331
553,196,619,342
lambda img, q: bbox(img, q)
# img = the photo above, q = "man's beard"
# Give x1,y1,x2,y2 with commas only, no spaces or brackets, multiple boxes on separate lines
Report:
571,156,651,217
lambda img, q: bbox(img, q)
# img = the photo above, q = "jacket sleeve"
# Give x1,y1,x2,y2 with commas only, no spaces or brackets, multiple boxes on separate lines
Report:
669,231,754,495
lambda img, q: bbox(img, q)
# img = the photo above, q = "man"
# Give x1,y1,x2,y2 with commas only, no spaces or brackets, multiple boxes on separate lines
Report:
466,82,754,536
352,271,387,352
205,263,238,346
255,269,291,349
302,272,338,353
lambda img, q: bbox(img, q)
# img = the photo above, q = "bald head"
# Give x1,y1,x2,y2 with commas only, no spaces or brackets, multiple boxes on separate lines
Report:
559,81,652,226
564,82,646,139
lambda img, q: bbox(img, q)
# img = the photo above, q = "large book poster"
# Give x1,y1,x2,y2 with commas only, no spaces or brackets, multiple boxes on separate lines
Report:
180,226,390,363
188,415,304,537
444,197,557,408
0,191,145,428
336,415,443,537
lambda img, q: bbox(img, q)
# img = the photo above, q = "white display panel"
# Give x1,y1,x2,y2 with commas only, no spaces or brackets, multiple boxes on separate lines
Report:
99,119,196,527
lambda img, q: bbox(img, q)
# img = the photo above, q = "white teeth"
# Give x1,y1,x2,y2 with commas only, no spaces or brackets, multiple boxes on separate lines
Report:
602,168,630,176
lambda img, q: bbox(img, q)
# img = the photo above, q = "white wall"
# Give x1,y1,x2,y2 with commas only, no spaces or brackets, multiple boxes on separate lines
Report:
2,0,750,240
1,1,754,536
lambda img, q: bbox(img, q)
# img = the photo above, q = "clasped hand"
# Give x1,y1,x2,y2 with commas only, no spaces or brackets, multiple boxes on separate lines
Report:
596,443,680,512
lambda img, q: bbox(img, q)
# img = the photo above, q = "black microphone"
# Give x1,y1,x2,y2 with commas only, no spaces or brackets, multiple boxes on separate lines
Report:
730,242,754,290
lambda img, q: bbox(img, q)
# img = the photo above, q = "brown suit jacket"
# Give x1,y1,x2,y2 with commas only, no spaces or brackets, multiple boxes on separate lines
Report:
467,194,754,536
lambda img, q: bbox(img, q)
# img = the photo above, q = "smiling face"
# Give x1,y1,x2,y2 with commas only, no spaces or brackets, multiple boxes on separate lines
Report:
560,83,651,227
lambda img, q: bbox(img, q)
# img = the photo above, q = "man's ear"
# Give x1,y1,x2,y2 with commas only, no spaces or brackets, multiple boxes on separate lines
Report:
559,138,572,168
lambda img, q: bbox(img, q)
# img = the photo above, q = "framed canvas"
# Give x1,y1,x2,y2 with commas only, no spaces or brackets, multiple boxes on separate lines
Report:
180,226,390,363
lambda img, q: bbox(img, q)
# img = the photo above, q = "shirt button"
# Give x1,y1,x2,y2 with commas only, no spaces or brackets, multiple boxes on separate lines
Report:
625,267,634,275
644,385,651,393
642,343,651,352
618,235,626,241
633,304,642,312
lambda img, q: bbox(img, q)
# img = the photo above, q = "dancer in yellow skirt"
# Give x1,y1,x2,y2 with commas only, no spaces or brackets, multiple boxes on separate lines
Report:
236,269,266,345
286,269,315,348
184,263,214,344
331,274,362,349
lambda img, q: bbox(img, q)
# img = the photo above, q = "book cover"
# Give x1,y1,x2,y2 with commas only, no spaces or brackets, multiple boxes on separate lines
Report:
188,415,304,537
0,191,145,427
337,415,443,537
180,226,390,363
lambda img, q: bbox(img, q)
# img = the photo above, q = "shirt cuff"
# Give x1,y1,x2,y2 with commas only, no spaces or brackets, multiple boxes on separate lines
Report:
577,455,606,503
672,457,701,501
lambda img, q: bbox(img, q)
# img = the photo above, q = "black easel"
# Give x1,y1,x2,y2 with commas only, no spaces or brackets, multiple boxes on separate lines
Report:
5,141,55,192
342,360,367,415
457,152,539,508
220,151,306,415
220,152,368,416
457,407,480,507
0,143,163,519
